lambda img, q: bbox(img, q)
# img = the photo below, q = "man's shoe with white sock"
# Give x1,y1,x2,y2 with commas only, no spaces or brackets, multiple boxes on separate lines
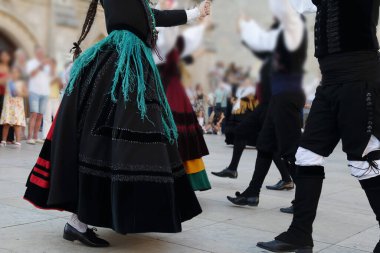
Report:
63,223,110,247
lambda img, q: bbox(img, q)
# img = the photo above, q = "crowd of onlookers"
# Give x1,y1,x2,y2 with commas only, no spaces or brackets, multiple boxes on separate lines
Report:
187,61,257,135
0,46,69,148
0,45,256,149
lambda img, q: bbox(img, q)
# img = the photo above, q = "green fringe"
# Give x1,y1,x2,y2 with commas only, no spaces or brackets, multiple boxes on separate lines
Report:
66,30,178,143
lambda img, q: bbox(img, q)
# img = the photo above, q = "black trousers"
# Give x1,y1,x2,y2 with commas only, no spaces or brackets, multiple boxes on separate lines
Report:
256,91,305,160
277,52,380,248
301,51,380,160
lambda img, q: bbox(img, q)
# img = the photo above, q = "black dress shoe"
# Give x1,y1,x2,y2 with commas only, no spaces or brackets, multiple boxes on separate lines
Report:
266,180,294,191
227,195,259,206
257,240,313,252
374,240,380,253
63,223,110,247
280,205,294,214
212,168,238,179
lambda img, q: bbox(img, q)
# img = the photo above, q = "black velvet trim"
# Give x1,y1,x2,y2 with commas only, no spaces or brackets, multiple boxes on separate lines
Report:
24,183,51,209
34,164,50,174
31,171,50,180
78,161,173,178
94,126,166,144
359,175,380,189
24,183,77,213
296,165,325,178
257,150,273,160
38,141,51,161
348,151,380,162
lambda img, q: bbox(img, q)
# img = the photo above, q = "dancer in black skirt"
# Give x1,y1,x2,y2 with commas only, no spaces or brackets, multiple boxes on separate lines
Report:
226,0,307,208
212,20,294,192
258,0,380,252
23,0,211,247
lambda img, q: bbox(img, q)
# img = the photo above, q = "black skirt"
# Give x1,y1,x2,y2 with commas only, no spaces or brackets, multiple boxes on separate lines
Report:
24,43,202,234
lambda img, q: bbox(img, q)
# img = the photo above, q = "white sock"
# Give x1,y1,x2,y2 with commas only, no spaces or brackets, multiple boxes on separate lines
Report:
68,214,88,233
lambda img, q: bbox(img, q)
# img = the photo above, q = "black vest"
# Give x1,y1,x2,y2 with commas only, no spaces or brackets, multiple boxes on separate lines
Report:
313,0,380,58
272,30,308,75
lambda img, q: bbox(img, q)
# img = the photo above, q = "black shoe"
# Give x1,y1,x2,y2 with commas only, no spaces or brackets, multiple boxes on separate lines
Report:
374,240,380,253
280,205,294,214
266,180,294,191
63,223,110,247
257,240,313,252
212,168,238,179
226,195,259,207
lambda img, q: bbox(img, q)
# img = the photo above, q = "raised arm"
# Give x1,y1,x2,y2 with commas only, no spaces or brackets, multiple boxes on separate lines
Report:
153,0,211,27
152,9,188,27
269,0,305,52
239,18,281,53
289,0,317,14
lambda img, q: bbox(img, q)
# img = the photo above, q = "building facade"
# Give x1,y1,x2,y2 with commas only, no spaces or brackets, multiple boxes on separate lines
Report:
0,0,322,88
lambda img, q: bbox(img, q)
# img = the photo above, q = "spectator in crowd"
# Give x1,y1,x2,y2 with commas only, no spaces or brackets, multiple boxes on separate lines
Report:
197,110,206,131
43,58,62,138
26,46,51,145
0,50,15,143
207,92,215,117
208,61,225,91
214,81,229,115
194,83,206,116
0,66,27,147
0,50,11,118
204,106,225,135
13,49,29,140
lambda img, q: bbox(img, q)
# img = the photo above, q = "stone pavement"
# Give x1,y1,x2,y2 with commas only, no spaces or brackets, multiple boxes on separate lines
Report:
0,135,378,253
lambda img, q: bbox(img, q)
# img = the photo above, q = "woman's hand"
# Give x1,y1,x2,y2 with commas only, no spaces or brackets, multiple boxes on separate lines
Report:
199,0,211,18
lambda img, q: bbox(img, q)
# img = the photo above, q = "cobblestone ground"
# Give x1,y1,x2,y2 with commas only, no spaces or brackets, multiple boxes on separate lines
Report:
0,135,378,253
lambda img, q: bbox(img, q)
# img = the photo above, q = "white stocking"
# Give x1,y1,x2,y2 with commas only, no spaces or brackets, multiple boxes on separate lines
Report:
68,214,88,233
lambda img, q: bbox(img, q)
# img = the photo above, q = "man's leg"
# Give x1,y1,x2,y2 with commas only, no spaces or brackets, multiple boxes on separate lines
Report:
257,148,325,252
34,113,43,140
257,85,340,252
35,95,48,141
28,113,37,141
266,154,294,191
43,99,52,138
213,105,265,178
226,101,277,207
212,138,246,178
349,137,380,253
28,93,39,143
227,150,273,206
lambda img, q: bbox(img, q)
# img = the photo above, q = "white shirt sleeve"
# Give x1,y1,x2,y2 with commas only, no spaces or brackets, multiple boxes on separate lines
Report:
26,59,39,75
153,27,180,64
186,8,200,24
181,24,206,57
289,0,317,14
280,2,306,52
239,19,281,52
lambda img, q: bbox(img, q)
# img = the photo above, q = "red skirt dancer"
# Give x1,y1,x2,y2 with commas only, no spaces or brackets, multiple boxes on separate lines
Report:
159,39,211,191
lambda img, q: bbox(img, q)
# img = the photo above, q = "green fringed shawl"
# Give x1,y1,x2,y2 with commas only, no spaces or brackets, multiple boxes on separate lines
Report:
66,30,178,143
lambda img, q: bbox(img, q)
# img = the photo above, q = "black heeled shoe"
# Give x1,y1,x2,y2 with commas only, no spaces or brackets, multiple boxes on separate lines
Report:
63,223,110,247
212,168,238,179
257,240,313,252
266,180,294,191
226,195,259,207
280,205,294,214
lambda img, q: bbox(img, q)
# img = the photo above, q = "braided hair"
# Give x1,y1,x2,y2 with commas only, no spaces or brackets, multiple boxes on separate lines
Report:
71,0,99,60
